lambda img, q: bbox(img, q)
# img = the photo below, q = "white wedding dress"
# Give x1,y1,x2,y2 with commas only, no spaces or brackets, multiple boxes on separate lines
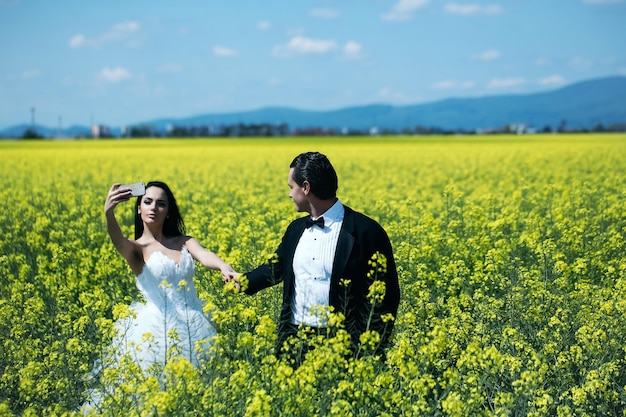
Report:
112,245,216,370
82,245,216,411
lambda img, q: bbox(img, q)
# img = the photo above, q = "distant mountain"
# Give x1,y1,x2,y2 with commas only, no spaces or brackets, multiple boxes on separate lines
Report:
0,123,92,138
158,76,624,132
2,76,625,138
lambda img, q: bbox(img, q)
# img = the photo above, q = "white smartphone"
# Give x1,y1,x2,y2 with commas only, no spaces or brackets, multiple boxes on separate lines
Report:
119,182,146,197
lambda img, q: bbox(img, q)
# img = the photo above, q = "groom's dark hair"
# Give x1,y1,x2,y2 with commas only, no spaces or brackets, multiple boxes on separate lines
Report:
134,181,186,240
290,151,338,200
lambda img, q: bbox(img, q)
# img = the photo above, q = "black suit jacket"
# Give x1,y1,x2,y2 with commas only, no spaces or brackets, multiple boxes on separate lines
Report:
245,205,400,355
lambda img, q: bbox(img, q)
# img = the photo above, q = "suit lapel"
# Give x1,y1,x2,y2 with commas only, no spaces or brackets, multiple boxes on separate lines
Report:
282,218,308,300
285,218,308,271
332,206,355,280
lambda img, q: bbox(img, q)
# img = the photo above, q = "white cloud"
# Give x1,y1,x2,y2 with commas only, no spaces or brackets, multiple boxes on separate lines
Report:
104,21,140,41
156,62,183,74
378,87,404,100
488,77,525,88
258,20,271,30
432,80,475,89
475,49,500,61
445,3,502,15
343,41,363,59
21,69,40,79
432,80,457,89
310,8,339,19
272,36,337,58
213,46,239,57
538,75,565,86
569,57,593,70
69,34,87,48
69,21,141,49
99,67,131,83
381,0,430,21
286,26,306,37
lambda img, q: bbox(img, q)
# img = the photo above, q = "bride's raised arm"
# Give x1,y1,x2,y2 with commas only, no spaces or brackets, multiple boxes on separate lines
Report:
104,183,142,270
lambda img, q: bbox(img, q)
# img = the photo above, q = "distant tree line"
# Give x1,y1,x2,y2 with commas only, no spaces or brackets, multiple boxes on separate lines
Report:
126,123,290,138
121,121,626,138
20,128,44,139
5,120,625,140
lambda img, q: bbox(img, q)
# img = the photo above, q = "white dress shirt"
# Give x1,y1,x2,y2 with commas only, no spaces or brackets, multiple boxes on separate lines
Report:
291,199,344,327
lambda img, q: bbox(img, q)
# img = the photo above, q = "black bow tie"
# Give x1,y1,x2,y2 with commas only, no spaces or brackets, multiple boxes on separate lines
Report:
305,217,325,229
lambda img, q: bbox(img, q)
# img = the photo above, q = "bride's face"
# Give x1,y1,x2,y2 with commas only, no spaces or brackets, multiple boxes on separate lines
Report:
138,186,169,227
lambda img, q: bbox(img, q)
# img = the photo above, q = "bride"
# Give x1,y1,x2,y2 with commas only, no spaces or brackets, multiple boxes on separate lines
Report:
81,181,236,411
101,180,236,370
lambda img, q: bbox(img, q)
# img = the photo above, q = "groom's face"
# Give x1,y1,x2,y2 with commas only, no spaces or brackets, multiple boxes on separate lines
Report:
288,168,307,212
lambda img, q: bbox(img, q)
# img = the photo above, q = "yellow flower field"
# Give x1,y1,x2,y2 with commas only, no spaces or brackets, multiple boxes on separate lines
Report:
0,134,625,416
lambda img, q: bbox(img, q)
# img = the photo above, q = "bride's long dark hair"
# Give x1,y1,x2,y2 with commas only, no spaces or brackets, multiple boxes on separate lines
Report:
134,181,186,240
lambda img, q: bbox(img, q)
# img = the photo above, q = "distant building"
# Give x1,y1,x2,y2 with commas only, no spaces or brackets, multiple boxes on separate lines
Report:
92,124,111,138
508,124,536,134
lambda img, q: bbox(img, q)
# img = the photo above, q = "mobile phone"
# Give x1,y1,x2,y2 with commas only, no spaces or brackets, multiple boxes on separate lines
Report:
119,182,146,197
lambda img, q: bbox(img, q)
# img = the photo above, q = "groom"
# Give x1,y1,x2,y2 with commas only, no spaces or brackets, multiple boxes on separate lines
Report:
242,151,400,361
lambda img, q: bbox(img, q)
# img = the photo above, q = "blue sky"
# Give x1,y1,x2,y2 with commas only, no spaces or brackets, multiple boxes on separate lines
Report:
1,0,625,129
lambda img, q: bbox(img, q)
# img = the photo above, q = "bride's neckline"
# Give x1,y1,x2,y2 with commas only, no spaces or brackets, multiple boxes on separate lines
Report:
143,244,188,269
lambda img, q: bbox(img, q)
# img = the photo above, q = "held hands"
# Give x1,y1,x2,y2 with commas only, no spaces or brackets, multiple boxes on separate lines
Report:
221,266,245,293
104,183,132,214
220,266,237,283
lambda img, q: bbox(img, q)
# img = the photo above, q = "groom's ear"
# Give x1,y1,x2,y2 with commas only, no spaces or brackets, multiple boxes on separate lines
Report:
302,180,311,195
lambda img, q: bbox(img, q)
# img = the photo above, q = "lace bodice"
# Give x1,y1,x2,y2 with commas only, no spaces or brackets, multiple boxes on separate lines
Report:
136,245,203,311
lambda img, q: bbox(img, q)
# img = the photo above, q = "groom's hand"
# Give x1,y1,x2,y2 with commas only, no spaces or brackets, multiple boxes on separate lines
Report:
224,273,247,294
